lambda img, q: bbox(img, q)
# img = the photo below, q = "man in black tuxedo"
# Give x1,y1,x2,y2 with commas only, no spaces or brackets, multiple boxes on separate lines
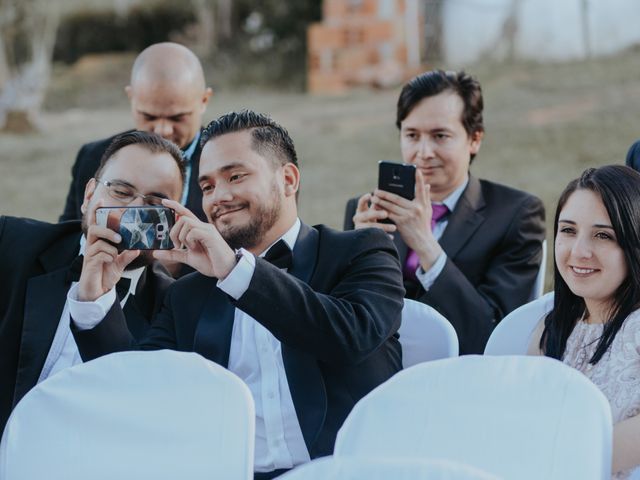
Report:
0,131,184,435
344,70,546,354
70,111,404,478
59,42,213,223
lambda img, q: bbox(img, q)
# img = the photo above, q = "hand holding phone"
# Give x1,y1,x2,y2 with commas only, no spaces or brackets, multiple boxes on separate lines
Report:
376,161,416,224
95,206,176,250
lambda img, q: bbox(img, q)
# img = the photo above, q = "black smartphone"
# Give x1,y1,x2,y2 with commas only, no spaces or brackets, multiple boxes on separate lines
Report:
95,206,175,250
378,161,416,200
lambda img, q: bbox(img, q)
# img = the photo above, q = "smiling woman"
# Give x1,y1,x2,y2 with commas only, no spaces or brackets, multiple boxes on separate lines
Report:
529,164,640,479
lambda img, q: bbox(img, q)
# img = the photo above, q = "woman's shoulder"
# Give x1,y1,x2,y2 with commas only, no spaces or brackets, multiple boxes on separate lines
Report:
619,309,640,339
625,309,640,323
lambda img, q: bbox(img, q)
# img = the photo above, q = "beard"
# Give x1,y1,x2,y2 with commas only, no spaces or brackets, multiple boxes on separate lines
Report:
214,189,282,251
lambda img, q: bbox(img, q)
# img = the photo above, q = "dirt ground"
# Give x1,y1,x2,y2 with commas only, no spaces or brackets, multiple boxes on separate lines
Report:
2,49,640,286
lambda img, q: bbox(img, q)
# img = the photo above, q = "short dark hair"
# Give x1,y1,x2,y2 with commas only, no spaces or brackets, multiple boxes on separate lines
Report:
541,165,640,364
96,131,185,182
396,70,484,160
201,110,298,167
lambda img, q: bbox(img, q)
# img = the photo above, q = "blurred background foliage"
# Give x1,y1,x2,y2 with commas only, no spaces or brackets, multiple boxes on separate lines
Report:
52,0,321,90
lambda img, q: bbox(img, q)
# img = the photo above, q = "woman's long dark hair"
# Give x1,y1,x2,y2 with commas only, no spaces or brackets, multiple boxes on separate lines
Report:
541,165,640,364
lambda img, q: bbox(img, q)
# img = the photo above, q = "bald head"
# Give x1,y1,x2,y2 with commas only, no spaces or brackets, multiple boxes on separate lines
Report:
126,42,213,148
131,42,206,91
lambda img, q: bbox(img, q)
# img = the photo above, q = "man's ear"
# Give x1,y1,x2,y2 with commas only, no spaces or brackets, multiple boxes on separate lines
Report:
470,130,484,155
125,85,133,101
80,178,97,216
201,87,213,113
282,163,300,198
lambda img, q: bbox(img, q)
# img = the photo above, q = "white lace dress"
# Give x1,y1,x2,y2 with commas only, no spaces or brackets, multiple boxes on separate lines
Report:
562,310,640,479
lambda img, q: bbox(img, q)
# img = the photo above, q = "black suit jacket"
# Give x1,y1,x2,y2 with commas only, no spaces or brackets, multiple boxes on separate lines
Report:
58,131,206,222
344,175,546,354
74,224,404,460
0,216,174,434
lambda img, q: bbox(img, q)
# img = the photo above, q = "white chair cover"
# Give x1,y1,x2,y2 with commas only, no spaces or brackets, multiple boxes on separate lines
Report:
335,355,612,480
0,350,255,480
529,239,547,300
484,292,554,355
278,456,500,479
399,298,458,368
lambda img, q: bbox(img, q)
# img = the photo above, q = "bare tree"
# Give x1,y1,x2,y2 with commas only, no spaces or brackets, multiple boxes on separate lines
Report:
0,0,62,133
190,0,233,59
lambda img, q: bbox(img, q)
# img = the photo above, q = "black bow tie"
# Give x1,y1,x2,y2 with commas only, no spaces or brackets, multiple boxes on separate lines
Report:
115,277,132,300
66,255,133,300
263,239,293,270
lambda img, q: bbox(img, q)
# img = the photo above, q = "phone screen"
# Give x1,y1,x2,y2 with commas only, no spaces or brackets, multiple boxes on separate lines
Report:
95,206,175,250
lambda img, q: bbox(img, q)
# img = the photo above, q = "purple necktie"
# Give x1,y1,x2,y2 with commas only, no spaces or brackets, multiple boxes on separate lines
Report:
403,204,449,281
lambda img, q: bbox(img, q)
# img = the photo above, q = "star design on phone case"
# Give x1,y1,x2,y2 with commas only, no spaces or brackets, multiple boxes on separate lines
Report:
120,209,153,248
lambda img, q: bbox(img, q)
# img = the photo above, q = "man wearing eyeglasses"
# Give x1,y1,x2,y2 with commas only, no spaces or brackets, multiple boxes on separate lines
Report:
58,42,212,223
0,131,184,435
69,111,404,479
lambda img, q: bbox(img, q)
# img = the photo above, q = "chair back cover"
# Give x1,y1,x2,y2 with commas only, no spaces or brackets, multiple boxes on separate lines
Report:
0,350,255,480
484,292,554,355
529,239,547,300
279,456,501,480
335,355,612,480
399,298,458,368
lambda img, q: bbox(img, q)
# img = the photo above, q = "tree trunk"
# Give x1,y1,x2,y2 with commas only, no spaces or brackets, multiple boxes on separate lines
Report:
0,0,61,133
191,0,216,58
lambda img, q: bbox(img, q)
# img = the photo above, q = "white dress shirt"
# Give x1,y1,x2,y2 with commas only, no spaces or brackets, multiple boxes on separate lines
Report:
217,218,310,471
415,175,469,291
39,236,144,383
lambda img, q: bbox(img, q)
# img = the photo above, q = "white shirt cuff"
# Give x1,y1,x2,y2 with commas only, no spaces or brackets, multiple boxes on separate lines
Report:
416,252,447,291
217,248,255,300
68,283,117,331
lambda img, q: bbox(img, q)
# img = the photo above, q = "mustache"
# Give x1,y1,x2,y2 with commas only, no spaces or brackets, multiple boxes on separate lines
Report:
211,203,248,221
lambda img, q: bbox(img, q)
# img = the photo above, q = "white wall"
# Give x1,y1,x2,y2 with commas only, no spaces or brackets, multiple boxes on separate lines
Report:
440,0,640,65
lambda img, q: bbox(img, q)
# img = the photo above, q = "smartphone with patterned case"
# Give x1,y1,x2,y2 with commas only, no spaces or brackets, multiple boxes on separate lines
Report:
95,206,175,250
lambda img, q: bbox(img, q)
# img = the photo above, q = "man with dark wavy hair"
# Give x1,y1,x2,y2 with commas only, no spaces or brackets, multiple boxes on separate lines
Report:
0,131,184,434
70,110,404,479
345,70,546,354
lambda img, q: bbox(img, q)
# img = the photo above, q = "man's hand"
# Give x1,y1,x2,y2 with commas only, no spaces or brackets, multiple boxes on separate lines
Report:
370,170,444,271
153,199,237,279
352,193,397,234
77,200,140,302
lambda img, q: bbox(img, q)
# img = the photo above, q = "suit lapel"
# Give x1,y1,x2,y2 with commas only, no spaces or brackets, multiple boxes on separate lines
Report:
123,267,157,340
289,223,318,283
13,233,80,405
439,175,486,259
193,283,235,368
283,223,327,450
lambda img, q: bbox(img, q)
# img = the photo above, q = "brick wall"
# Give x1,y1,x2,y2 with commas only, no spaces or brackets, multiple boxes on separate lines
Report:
308,0,424,94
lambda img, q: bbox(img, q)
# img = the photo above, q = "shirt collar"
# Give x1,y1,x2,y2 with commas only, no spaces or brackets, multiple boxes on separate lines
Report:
182,131,201,162
436,174,469,212
259,218,301,257
79,235,145,295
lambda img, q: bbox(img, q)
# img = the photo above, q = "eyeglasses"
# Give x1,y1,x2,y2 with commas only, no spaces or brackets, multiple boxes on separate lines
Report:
96,179,166,206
